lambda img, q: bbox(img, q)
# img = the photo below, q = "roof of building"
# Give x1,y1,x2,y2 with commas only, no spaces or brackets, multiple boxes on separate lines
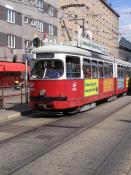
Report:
0,62,30,72
100,0,120,17
119,37,131,52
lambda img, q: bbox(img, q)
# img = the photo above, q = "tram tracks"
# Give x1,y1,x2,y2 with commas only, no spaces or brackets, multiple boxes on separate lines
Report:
0,96,130,175
0,96,128,144
0,112,62,143
0,96,131,145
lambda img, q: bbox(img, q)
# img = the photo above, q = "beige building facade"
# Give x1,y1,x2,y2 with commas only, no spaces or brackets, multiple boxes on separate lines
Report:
58,0,119,58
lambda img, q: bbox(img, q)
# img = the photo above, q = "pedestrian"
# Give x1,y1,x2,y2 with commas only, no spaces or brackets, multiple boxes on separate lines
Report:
14,80,20,90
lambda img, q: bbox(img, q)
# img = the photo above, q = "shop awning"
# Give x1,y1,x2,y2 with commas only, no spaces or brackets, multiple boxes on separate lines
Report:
0,62,30,72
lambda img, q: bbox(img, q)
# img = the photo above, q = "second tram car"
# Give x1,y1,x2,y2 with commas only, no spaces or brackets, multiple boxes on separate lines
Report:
29,44,131,113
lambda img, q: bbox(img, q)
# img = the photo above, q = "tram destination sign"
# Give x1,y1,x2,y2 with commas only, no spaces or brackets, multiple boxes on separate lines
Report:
77,38,109,55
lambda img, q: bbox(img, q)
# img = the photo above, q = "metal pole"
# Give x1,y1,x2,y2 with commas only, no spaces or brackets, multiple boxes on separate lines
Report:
82,18,85,37
62,20,72,41
0,65,5,108
72,18,85,37
20,85,23,104
25,57,28,103
1,84,3,108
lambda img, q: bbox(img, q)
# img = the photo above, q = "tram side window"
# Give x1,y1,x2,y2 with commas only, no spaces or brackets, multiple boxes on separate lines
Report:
109,64,113,77
124,67,127,77
103,63,109,78
121,66,124,78
117,65,120,78
66,56,80,78
127,67,130,77
83,59,91,78
92,60,98,78
117,65,124,78
98,62,103,78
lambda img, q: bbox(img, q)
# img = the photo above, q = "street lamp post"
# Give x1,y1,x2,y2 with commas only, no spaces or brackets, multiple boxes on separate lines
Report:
24,47,33,104
25,56,28,104
0,65,5,108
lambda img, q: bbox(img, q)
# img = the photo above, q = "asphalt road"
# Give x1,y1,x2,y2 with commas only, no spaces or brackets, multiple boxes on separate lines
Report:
0,96,131,175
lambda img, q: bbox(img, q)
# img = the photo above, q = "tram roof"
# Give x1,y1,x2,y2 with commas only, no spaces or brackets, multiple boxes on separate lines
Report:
33,44,92,57
33,45,131,66
115,58,131,66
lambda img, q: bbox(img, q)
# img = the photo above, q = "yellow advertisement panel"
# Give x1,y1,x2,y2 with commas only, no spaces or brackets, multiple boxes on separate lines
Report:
126,77,129,88
103,78,114,93
84,79,99,97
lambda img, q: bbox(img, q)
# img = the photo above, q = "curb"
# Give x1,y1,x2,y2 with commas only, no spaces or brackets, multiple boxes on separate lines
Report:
4,93,25,97
0,109,32,122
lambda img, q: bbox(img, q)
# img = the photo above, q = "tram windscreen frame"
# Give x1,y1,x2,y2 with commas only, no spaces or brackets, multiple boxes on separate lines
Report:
31,59,64,79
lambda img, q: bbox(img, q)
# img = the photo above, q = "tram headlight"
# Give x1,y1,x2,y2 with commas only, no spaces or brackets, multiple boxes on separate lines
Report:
39,89,46,96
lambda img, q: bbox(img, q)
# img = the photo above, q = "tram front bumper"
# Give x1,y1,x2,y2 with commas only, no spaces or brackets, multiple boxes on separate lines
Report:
29,96,68,110
29,96,67,102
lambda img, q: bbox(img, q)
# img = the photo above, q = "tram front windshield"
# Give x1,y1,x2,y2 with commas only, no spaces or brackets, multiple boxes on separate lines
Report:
31,60,64,79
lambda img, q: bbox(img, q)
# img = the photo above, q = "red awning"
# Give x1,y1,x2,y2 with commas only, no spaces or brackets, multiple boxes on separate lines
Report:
0,62,30,72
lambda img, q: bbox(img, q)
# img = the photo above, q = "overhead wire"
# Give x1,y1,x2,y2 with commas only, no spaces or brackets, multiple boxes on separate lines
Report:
5,0,130,41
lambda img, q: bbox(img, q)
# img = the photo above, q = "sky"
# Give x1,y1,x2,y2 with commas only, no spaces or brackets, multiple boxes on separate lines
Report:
108,0,131,42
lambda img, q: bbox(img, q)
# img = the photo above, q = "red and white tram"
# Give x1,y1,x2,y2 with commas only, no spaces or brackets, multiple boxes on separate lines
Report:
29,44,131,113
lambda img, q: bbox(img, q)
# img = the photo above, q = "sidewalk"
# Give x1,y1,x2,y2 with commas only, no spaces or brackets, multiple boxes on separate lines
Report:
0,88,32,122
0,87,25,97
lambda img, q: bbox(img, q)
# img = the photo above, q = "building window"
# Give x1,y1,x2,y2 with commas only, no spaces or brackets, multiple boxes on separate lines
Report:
31,19,36,26
37,21,44,32
37,0,44,12
25,40,29,48
49,6,54,16
31,0,36,4
25,40,32,49
24,16,29,24
49,24,54,35
7,35,15,48
7,9,15,23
